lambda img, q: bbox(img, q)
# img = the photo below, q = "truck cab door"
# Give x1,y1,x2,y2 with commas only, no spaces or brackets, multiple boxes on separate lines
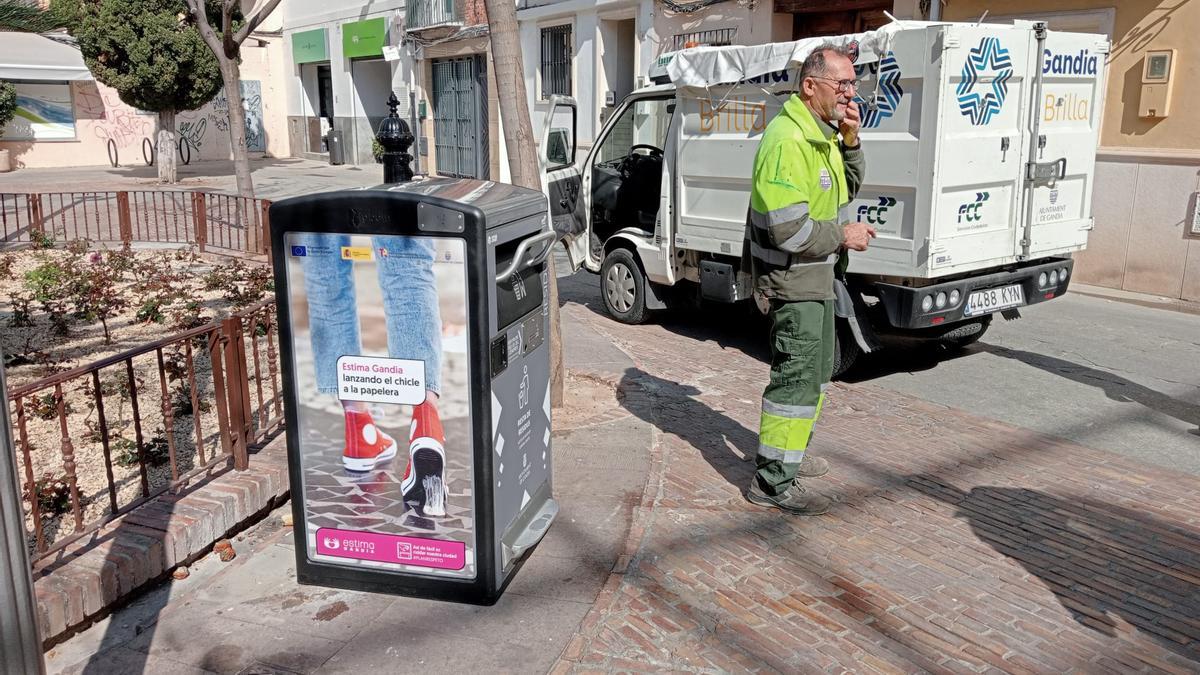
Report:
540,96,587,272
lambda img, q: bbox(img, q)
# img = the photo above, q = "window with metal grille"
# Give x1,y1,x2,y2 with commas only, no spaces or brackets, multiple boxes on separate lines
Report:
672,28,736,50
540,25,572,99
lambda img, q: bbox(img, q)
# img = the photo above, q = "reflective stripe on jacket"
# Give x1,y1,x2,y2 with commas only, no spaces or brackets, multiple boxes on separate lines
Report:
745,95,866,302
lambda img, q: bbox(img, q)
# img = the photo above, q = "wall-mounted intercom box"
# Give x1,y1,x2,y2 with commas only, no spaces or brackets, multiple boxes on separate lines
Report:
1139,49,1175,118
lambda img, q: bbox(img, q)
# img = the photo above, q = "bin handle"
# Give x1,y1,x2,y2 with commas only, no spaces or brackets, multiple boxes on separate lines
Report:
495,230,557,284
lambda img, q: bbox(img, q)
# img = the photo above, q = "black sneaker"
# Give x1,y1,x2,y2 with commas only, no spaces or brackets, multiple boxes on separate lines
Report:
746,481,831,516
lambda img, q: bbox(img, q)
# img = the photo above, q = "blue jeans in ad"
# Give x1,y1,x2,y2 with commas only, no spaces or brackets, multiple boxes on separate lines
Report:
299,234,442,397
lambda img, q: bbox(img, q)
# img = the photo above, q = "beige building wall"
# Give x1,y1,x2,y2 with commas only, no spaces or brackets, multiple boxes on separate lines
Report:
933,1,1200,302
1,38,289,169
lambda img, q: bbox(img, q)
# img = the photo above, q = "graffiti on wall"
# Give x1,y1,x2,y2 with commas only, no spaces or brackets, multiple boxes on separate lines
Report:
178,117,208,149
74,84,153,148
205,81,265,151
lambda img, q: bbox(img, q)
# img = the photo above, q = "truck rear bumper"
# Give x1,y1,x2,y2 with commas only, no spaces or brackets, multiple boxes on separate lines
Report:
873,258,1074,329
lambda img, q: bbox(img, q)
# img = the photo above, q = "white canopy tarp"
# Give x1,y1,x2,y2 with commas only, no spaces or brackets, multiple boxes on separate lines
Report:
0,32,93,81
656,22,913,91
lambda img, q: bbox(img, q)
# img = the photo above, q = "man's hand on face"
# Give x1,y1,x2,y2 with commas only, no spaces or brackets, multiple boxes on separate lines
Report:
842,221,877,251
840,100,861,147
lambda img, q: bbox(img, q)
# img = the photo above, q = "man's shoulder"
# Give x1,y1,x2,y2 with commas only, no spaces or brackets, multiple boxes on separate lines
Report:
756,115,808,160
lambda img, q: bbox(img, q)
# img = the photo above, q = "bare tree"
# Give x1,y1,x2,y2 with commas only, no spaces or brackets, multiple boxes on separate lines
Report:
184,0,281,249
482,0,566,407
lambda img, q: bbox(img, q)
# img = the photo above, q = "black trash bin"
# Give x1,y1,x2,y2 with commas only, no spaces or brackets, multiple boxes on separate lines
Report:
270,178,558,605
326,130,344,165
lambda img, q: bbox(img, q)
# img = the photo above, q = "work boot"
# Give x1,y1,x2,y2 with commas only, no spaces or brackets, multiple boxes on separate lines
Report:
746,481,831,516
796,454,829,478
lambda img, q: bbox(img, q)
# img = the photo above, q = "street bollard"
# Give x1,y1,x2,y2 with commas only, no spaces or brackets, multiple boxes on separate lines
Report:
376,92,414,184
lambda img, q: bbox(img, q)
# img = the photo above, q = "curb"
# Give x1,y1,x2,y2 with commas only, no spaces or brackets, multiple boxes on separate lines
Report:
34,438,291,647
550,313,667,672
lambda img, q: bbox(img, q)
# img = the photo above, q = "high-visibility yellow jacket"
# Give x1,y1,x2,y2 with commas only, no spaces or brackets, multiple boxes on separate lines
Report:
747,94,866,302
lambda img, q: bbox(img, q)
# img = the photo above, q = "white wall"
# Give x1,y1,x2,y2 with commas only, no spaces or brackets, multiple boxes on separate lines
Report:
518,0,650,151
282,1,410,163
653,6,790,53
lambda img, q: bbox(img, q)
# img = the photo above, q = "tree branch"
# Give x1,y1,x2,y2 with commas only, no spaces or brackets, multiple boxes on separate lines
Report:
233,0,283,46
183,0,226,60
221,0,236,58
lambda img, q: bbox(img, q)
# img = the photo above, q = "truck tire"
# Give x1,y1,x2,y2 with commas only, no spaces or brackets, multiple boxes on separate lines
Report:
832,323,860,380
939,317,991,349
600,248,650,324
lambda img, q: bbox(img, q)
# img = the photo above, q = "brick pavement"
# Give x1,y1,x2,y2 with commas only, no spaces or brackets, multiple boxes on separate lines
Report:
553,278,1200,674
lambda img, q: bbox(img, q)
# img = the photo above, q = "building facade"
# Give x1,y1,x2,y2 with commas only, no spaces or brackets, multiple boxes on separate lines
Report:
282,0,414,167
0,12,288,170
282,0,509,180
517,0,658,153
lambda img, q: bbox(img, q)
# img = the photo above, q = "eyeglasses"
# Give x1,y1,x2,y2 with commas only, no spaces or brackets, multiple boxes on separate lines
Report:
810,76,859,93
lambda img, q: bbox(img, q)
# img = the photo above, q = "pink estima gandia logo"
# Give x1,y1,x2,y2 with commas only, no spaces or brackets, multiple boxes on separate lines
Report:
315,527,466,570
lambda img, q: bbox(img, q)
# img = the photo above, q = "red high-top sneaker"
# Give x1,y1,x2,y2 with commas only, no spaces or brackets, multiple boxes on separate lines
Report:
401,400,447,517
341,409,397,472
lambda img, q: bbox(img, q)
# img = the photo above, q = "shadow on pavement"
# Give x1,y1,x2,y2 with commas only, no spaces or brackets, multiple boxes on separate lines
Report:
558,271,771,363
97,158,308,184
617,367,757,490
909,475,1200,665
558,269,994,384
839,341,980,383
976,343,1200,434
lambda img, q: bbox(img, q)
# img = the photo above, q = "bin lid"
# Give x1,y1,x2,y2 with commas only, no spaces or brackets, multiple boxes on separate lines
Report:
373,177,547,228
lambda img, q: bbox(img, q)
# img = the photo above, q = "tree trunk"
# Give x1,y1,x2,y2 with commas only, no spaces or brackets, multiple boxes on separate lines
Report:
484,0,566,408
217,56,260,252
157,109,178,184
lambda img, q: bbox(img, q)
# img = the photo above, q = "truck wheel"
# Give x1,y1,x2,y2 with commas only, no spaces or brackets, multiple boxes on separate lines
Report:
940,317,991,349
832,323,860,380
600,248,650,324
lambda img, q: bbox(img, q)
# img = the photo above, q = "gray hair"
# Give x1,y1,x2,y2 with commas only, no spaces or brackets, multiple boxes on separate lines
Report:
798,43,856,83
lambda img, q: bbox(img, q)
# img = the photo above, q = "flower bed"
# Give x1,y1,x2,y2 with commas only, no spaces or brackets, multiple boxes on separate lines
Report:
0,241,275,556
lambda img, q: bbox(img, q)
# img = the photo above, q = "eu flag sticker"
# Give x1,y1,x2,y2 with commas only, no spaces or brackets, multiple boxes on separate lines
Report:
291,246,307,257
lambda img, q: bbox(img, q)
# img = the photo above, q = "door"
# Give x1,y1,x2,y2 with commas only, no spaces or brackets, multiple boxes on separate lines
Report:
350,58,392,164
929,25,1037,272
1023,30,1108,257
586,95,675,277
432,55,489,178
539,96,587,271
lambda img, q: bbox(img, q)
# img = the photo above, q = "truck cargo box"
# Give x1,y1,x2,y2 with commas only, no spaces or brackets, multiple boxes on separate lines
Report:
660,21,1108,279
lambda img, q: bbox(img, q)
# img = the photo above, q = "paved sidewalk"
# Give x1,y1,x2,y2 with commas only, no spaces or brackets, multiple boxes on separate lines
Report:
44,306,654,674
0,158,386,200
552,273,1200,673
45,271,1200,673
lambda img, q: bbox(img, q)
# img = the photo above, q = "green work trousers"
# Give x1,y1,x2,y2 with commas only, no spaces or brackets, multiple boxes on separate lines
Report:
755,299,835,496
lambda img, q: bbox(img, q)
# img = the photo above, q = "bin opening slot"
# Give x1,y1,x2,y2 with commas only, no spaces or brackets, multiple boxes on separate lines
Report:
495,238,544,331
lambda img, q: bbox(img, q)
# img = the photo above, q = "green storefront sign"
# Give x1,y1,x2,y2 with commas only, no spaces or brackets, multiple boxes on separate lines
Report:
342,17,387,59
292,28,328,64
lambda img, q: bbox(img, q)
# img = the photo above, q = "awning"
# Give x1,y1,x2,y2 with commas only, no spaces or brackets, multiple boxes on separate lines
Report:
0,32,93,81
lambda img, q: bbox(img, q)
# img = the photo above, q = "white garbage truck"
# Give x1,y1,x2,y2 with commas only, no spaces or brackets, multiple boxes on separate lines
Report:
538,19,1109,375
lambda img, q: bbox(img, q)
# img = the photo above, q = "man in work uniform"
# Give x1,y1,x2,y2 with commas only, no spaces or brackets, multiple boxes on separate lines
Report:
745,44,875,515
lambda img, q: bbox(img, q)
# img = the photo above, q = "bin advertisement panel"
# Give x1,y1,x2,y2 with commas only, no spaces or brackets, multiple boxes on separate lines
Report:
283,232,475,580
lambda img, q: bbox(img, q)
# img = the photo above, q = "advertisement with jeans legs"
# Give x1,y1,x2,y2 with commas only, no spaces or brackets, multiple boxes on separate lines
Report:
284,232,475,579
